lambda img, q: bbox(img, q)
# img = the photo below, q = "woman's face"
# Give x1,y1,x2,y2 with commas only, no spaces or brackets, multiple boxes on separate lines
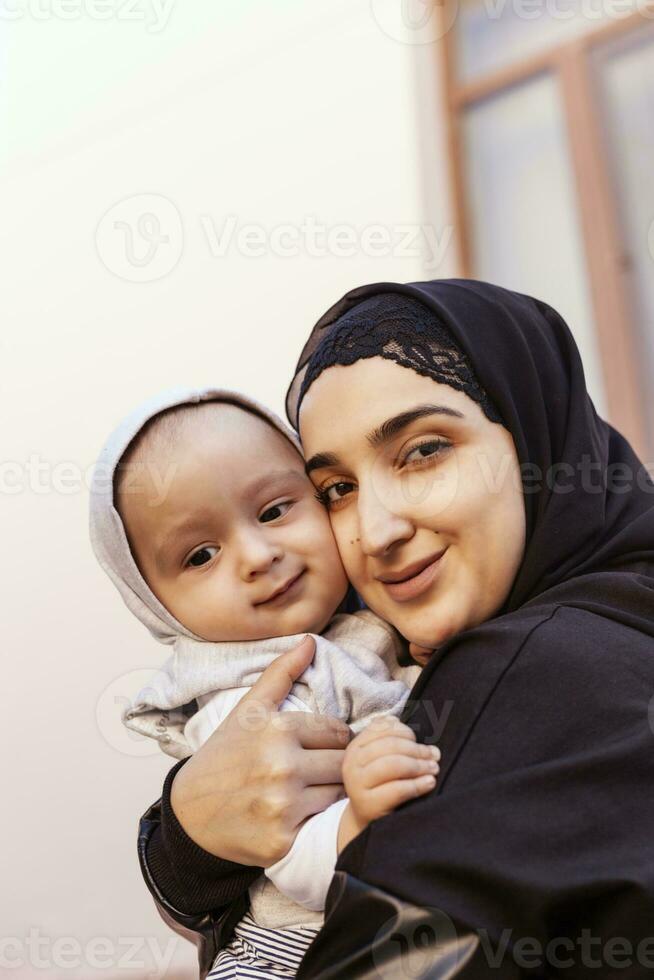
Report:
299,356,527,651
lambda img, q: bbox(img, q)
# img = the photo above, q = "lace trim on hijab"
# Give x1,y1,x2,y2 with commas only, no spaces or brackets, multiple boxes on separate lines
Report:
296,293,503,425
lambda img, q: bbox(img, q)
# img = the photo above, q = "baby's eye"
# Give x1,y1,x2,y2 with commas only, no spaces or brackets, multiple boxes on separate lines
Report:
403,439,450,465
259,501,292,524
186,545,220,568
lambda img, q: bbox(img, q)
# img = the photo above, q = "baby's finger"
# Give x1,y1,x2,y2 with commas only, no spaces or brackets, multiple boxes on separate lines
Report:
361,753,439,789
354,718,416,747
356,736,440,767
366,774,437,815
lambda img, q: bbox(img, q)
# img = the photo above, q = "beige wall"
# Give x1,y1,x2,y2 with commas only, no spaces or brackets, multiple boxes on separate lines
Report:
1,2,456,977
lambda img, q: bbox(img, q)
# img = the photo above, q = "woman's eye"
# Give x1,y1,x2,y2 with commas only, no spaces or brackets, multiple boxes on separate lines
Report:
186,545,219,568
403,439,450,466
259,501,292,523
316,481,356,507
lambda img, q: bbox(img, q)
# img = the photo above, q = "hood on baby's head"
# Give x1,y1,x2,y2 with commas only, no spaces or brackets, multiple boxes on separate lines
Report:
88,385,301,645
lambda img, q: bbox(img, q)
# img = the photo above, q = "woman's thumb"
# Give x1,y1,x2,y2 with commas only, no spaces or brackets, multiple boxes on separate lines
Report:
244,635,316,709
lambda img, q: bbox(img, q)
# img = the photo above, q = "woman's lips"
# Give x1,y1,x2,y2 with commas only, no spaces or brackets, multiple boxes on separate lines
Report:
378,549,448,603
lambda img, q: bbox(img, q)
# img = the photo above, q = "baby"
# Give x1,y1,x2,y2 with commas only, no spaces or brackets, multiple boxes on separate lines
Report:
89,385,438,977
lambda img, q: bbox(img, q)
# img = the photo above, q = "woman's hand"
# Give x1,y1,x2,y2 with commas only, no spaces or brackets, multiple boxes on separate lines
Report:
337,716,440,851
170,636,351,867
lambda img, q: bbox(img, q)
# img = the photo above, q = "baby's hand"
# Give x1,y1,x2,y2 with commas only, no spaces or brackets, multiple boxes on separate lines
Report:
337,717,440,852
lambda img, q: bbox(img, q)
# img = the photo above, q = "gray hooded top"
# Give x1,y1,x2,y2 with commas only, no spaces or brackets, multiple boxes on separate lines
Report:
89,385,416,761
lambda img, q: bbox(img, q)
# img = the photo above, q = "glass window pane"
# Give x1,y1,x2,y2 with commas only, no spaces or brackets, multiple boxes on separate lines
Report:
592,26,654,452
455,0,641,84
462,73,606,412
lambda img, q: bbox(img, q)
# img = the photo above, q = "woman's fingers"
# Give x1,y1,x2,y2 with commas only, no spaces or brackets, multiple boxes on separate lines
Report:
295,748,347,785
294,784,346,821
239,636,316,711
294,712,352,749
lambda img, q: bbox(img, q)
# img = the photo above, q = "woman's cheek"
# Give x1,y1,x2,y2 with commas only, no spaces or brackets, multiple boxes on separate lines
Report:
406,462,465,526
327,508,353,548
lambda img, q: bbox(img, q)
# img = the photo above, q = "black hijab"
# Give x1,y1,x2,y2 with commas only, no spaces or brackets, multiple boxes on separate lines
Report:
291,280,654,978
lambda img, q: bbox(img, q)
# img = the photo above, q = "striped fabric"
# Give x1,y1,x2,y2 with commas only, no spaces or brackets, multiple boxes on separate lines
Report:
207,912,319,979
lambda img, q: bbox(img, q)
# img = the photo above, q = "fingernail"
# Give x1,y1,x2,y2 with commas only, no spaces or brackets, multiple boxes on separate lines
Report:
418,774,436,788
430,746,441,760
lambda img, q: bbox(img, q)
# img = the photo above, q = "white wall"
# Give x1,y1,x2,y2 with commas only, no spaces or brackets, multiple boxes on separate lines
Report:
1,2,456,977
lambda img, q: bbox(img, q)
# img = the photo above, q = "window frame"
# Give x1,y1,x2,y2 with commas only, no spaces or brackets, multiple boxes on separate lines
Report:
437,4,654,459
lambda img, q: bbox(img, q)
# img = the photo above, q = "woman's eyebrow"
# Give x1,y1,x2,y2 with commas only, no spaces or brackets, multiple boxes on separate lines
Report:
305,404,465,475
367,403,464,448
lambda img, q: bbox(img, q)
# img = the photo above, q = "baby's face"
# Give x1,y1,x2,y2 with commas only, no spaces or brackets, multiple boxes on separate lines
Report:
119,405,349,641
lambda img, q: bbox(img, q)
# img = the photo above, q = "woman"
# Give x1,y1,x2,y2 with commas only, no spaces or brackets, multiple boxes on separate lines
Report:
139,279,654,977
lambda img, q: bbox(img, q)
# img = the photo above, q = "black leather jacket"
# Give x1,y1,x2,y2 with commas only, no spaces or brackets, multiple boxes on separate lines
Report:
138,797,488,979
138,796,246,979
137,600,654,978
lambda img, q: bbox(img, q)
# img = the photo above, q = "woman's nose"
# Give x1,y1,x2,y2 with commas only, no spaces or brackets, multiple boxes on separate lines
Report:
357,483,414,558
237,529,283,581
